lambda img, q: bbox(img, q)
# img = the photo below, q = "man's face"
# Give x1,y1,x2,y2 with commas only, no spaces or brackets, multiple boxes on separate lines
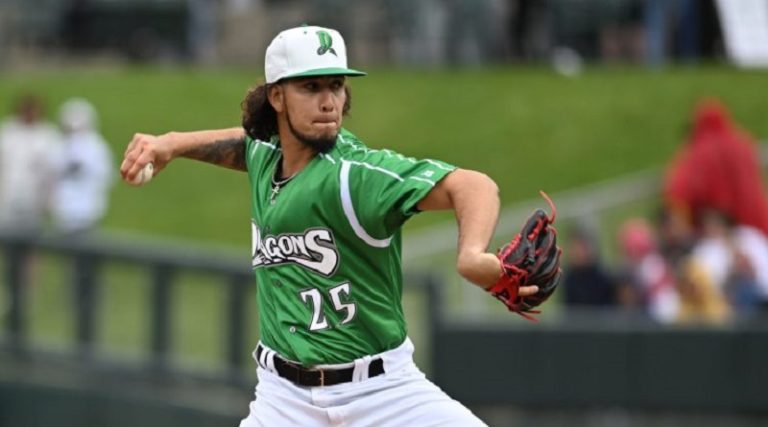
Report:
17,101,42,125
272,76,346,153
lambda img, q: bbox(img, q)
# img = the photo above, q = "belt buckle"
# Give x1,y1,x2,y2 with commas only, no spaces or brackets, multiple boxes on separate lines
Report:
319,369,325,386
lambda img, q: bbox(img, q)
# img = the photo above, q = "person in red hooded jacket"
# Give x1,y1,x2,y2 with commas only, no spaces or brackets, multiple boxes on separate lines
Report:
664,98,768,236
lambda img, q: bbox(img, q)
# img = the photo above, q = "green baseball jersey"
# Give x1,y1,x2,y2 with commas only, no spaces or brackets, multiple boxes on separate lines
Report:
245,128,456,365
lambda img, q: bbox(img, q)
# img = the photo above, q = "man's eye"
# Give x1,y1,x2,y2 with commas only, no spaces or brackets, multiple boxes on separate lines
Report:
305,83,318,90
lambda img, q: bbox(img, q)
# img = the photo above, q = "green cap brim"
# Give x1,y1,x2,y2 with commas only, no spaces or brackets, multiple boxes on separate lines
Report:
281,67,367,80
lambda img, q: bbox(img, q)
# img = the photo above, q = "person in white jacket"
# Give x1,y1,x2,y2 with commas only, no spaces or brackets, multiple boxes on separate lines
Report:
0,94,61,233
51,98,114,235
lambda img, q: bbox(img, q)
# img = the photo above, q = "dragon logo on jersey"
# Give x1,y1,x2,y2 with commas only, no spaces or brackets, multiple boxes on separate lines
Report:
315,30,337,56
251,222,340,276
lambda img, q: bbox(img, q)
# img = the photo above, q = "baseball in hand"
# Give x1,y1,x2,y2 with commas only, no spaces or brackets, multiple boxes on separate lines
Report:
128,163,154,186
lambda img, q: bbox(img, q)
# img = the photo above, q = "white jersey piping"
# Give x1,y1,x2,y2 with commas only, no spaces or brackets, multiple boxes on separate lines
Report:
339,160,393,248
408,176,436,187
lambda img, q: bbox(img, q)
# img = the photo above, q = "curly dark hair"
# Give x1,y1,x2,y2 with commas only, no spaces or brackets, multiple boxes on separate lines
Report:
241,82,352,141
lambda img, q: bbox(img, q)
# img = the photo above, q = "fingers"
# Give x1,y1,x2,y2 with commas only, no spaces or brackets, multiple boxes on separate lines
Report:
121,133,157,182
120,133,144,179
517,284,539,297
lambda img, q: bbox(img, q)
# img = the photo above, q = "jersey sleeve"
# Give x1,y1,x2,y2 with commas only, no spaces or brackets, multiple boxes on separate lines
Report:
343,149,456,239
245,135,281,171
244,135,257,171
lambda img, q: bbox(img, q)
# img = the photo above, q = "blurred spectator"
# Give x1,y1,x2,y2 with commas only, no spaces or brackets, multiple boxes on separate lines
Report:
189,0,219,63
0,94,61,233
644,0,700,67
383,0,426,65
51,98,114,236
61,0,90,53
562,223,617,307
616,217,679,323
664,97,768,236
656,205,695,267
674,255,731,325
732,226,768,314
443,0,497,65
599,0,644,63
692,211,742,292
508,0,552,61
690,210,767,314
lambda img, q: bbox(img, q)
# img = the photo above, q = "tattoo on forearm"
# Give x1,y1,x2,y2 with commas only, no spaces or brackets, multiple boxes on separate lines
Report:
182,138,247,171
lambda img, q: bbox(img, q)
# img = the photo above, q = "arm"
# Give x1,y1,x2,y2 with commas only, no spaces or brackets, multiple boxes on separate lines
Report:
418,169,538,295
120,127,246,182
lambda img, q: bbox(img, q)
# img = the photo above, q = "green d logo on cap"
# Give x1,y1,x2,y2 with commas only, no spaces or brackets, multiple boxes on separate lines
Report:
316,30,337,57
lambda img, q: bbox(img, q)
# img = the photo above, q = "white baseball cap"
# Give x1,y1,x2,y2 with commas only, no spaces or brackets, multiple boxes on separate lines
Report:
264,25,366,84
59,97,97,131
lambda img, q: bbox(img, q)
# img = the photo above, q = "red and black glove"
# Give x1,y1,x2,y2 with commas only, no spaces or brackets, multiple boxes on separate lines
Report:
488,191,562,321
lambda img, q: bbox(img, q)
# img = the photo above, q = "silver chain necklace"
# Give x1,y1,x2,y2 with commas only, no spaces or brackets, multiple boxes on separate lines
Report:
270,158,297,204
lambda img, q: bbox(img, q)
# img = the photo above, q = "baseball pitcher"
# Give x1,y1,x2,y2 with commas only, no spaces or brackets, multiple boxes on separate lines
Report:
121,25,561,427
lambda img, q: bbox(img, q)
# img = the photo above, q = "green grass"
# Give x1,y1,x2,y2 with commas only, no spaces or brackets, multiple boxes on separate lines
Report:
2,65,766,244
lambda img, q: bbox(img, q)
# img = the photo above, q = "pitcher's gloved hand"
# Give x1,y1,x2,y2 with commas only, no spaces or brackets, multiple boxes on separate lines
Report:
488,191,562,322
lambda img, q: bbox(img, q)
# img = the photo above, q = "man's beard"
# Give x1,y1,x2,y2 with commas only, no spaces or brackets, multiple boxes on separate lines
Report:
286,112,338,154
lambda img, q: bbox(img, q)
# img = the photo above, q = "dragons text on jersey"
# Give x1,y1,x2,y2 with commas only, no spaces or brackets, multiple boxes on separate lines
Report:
251,222,340,277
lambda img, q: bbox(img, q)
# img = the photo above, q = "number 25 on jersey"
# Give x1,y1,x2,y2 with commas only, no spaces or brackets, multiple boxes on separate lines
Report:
299,283,357,331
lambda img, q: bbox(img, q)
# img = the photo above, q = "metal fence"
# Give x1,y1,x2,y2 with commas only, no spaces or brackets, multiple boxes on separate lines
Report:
3,227,768,426
1,229,254,383
0,228,443,425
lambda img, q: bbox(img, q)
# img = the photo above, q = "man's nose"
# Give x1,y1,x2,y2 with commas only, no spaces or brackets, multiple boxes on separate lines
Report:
319,90,335,112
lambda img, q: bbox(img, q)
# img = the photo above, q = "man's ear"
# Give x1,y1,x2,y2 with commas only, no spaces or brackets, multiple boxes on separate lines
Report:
268,84,284,113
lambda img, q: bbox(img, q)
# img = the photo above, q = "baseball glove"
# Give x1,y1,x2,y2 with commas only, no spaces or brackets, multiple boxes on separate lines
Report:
488,191,562,322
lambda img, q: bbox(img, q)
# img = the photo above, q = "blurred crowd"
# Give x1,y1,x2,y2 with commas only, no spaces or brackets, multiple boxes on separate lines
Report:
562,98,768,325
0,94,113,237
0,0,729,68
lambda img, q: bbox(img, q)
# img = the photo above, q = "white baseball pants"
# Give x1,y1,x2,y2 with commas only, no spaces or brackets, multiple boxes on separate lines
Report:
239,337,487,427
